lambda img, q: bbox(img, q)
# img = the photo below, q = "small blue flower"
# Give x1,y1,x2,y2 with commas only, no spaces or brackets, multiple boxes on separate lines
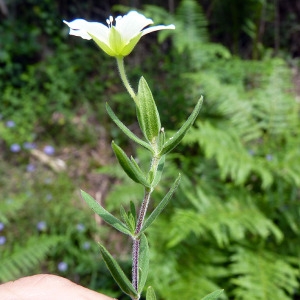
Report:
43,145,55,156
248,149,255,156
82,241,91,250
266,154,273,161
6,120,15,128
0,236,6,245
44,178,53,185
10,144,21,153
0,223,4,231
26,164,35,172
57,261,68,272
76,223,85,232
6,199,14,204
37,221,47,231
23,142,36,150
46,194,53,201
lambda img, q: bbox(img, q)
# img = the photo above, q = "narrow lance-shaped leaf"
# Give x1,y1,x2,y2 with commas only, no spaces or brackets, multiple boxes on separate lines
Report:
137,77,161,143
146,286,157,300
160,97,203,156
138,234,150,294
99,243,138,298
81,190,131,235
201,290,224,300
112,141,150,187
130,201,137,223
106,103,153,153
141,174,181,233
150,155,165,188
119,206,135,234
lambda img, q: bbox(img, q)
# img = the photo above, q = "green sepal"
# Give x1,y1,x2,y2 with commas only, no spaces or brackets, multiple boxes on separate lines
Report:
157,128,166,153
138,234,150,294
201,289,224,300
146,286,157,300
88,32,116,56
141,174,181,233
80,190,131,235
121,32,142,56
160,97,203,156
150,155,165,188
136,77,161,144
99,243,138,298
106,103,153,153
112,141,151,187
109,26,123,56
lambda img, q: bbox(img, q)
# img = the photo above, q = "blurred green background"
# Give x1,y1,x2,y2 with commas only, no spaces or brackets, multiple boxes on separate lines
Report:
0,0,300,299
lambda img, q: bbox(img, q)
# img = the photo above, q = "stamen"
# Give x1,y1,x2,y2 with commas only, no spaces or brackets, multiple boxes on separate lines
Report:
106,16,114,27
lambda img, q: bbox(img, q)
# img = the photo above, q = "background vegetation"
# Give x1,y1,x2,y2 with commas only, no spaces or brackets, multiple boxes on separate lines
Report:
0,0,299,299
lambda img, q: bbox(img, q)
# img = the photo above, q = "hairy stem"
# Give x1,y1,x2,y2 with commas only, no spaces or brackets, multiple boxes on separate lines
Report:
132,189,152,295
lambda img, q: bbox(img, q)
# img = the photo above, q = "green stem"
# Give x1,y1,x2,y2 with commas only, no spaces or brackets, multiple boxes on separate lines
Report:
116,56,137,103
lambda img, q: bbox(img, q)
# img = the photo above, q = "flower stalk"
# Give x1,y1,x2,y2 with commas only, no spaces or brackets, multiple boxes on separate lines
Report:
116,56,137,102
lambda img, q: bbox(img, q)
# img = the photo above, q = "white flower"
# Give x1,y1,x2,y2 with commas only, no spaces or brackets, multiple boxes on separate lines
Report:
63,11,175,57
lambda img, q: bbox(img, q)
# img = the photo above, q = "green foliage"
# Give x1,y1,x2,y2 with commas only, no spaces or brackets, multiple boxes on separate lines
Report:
0,236,62,282
202,290,224,300
230,246,299,300
1,0,300,299
146,286,157,300
0,162,111,290
99,243,138,298
100,1,300,299
81,190,132,236
0,195,27,224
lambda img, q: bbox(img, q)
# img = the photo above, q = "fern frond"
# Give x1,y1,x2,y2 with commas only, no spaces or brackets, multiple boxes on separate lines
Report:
230,246,299,300
144,0,208,51
168,187,282,247
0,235,62,282
148,219,228,300
184,121,273,188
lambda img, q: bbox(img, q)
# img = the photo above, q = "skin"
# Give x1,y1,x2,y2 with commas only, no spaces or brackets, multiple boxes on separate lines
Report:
0,274,116,300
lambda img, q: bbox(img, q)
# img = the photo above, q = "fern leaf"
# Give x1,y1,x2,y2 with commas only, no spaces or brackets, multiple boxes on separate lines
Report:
0,235,62,282
168,187,283,247
230,246,299,300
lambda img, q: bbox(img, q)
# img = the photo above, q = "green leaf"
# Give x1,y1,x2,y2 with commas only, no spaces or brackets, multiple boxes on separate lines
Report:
150,155,165,188
106,103,153,152
146,286,157,300
120,205,136,233
99,244,138,298
130,201,137,222
141,174,181,233
160,97,203,155
201,289,224,300
138,234,150,294
81,190,131,235
137,77,161,143
112,141,150,187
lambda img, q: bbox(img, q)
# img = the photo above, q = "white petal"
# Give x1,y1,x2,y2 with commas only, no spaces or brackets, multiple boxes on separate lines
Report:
63,19,110,44
115,11,153,43
142,24,175,36
68,28,92,40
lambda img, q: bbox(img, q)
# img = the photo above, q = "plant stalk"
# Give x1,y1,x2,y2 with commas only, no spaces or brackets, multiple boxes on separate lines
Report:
116,56,137,103
132,189,152,295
